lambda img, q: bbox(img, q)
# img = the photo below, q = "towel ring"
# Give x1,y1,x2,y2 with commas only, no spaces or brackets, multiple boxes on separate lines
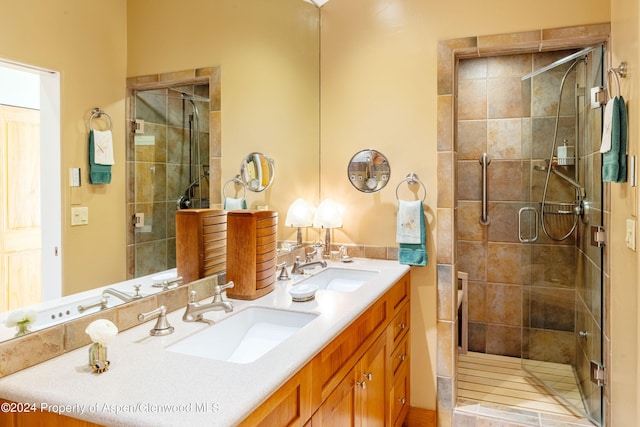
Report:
223,176,247,200
607,62,627,99
89,108,112,131
395,173,426,202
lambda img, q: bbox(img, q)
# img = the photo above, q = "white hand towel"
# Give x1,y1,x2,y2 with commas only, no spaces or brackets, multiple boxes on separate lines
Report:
224,197,246,210
599,97,615,153
93,129,115,165
396,199,422,244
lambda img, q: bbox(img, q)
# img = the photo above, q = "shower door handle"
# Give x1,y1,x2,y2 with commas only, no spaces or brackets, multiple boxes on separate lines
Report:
518,207,539,243
479,153,491,225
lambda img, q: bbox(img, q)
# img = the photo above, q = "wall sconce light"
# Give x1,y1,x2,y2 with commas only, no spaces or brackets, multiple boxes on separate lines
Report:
285,198,314,247
313,198,343,256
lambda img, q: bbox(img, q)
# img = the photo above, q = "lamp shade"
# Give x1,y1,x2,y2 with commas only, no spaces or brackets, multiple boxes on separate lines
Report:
313,198,343,229
285,198,314,227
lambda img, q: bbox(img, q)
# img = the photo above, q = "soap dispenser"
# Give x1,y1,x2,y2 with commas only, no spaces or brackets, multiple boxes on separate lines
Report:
557,140,575,166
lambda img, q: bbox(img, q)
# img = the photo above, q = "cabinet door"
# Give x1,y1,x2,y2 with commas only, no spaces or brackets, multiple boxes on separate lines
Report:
312,369,357,426
358,333,387,427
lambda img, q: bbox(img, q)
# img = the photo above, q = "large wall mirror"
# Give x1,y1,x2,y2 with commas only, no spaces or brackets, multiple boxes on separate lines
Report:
0,0,320,342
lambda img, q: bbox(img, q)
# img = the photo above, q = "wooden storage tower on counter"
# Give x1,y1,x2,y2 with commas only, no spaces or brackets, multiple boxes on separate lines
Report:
176,209,227,284
226,210,278,300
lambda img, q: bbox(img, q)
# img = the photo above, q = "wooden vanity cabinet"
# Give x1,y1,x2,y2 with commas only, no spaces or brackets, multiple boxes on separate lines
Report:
245,271,411,427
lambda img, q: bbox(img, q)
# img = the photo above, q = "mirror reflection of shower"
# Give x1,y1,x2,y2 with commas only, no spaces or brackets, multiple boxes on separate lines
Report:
130,83,210,277
174,89,210,209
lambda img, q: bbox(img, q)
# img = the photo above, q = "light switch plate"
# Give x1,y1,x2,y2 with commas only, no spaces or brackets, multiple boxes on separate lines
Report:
71,207,89,226
70,168,81,187
626,219,636,251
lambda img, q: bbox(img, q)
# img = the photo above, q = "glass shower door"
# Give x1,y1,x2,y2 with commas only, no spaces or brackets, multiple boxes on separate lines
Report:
520,45,604,425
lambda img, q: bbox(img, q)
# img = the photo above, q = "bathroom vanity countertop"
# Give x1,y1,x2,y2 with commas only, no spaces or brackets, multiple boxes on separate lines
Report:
0,258,409,427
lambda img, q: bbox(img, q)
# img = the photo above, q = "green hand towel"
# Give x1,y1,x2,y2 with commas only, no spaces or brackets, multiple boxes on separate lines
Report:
602,97,621,182
89,130,112,184
617,96,627,183
398,202,427,266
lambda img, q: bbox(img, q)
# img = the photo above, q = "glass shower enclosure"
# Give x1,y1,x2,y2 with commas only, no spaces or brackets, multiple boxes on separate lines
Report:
520,45,604,424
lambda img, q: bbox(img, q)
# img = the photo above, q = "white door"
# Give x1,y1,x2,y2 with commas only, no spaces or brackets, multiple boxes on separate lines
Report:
0,105,41,310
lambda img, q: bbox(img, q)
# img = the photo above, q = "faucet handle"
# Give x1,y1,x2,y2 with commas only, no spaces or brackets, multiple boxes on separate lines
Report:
212,281,234,303
133,284,142,298
138,305,174,336
305,249,315,263
189,290,197,303
215,281,235,293
277,262,290,281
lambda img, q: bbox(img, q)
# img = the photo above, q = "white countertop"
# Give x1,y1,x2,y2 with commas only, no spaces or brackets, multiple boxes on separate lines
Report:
0,259,409,427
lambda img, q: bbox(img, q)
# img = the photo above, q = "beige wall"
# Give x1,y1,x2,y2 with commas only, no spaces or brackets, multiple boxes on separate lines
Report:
320,0,610,412
0,0,320,295
0,0,128,295
127,0,321,243
610,0,639,425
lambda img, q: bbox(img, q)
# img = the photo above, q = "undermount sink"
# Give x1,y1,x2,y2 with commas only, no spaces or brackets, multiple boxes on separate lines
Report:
166,307,318,364
294,267,379,292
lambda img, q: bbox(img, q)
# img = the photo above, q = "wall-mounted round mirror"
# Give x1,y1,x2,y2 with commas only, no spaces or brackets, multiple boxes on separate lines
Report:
240,152,275,192
347,149,390,193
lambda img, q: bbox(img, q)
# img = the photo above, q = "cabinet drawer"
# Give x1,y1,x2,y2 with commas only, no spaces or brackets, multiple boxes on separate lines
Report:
390,333,410,377
389,365,410,427
388,273,410,315
390,303,409,348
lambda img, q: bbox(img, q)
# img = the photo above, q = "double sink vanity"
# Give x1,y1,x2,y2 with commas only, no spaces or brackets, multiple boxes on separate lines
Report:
0,258,410,426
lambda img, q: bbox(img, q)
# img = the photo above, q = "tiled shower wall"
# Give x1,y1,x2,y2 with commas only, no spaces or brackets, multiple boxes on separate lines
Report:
457,51,581,359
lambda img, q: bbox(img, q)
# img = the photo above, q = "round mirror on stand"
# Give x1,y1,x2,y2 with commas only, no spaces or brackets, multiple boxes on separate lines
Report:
347,149,390,193
240,152,275,192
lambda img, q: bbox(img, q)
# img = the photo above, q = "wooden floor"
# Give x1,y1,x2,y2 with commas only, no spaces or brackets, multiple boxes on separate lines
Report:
454,352,595,426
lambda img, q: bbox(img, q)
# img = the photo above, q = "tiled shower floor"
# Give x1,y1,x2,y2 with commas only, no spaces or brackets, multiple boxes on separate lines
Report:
454,352,595,426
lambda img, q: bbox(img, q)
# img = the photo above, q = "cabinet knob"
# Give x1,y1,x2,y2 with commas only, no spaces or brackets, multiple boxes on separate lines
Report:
398,397,406,405
356,380,366,389
398,322,406,330
398,353,406,361
362,372,373,381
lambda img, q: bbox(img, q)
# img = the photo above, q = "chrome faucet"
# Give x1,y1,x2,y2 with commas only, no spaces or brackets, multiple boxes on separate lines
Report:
182,281,235,322
102,284,143,303
78,296,110,313
291,256,327,275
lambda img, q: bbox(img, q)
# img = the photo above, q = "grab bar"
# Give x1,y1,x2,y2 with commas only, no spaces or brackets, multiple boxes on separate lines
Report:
479,153,491,225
